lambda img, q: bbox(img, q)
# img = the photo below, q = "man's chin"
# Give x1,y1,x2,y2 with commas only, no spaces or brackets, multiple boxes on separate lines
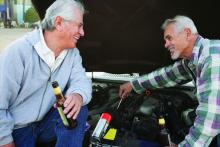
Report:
171,55,180,60
70,43,76,49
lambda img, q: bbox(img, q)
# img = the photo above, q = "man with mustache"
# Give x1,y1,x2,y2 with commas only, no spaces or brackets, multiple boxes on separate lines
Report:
119,15,220,147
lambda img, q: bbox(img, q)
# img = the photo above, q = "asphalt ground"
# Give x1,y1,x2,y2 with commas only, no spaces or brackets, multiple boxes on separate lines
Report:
0,28,32,53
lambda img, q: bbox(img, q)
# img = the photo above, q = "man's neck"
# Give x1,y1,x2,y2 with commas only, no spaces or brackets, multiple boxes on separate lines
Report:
43,30,64,57
183,34,199,59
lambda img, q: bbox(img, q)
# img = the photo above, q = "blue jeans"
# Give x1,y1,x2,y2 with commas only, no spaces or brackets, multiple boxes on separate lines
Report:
12,106,88,147
217,134,220,147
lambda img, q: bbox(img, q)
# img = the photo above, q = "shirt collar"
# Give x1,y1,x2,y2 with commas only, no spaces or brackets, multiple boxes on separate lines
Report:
190,35,203,65
33,28,67,71
33,28,55,61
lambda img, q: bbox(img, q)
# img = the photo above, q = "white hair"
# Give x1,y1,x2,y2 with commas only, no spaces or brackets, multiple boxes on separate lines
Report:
161,15,198,34
41,0,85,30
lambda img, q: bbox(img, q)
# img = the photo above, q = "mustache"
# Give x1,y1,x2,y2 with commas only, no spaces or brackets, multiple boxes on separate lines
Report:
167,45,175,51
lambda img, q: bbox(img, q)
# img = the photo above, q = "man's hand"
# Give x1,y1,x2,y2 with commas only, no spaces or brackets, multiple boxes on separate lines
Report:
119,82,133,99
1,142,15,147
63,93,83,120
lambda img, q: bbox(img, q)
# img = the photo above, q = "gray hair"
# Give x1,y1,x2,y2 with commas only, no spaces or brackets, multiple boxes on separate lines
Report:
41,0,85,30
161,15,198,34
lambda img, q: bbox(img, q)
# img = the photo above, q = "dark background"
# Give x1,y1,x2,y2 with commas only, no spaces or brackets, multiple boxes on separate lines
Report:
32,0,220,73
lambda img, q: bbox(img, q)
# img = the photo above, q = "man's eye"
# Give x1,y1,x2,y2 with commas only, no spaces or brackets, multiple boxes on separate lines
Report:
167,36,172,41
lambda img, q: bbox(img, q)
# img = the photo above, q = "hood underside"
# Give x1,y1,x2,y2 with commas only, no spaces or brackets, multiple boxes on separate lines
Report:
32,0,220,73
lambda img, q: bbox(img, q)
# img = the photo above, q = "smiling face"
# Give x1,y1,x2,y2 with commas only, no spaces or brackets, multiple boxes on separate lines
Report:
163,23,189,60
56,8,84,49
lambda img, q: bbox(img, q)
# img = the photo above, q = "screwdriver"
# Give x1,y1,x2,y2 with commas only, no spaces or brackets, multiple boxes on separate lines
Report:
116,98,123,109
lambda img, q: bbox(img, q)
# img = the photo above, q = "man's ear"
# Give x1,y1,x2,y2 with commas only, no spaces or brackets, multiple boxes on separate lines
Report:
54,16,63,31
184,28,192,38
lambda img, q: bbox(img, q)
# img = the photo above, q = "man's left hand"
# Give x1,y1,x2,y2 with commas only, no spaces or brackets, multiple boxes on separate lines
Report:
63,93,83,120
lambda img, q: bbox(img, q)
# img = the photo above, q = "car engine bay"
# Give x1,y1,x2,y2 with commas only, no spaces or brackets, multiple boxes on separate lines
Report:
85,76,198,147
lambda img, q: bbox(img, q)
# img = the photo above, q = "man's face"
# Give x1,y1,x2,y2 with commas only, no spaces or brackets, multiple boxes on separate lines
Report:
61,9,84,49
163,23,189,60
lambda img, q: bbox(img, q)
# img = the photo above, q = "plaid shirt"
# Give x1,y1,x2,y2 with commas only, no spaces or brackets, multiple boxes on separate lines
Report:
131,36,220,147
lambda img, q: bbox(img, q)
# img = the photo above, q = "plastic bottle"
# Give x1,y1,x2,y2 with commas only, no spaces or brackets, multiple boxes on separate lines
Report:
52,81,77,129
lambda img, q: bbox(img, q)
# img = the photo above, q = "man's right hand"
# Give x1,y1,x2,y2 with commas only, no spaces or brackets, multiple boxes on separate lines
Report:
119,82,133,99
1,142,15,147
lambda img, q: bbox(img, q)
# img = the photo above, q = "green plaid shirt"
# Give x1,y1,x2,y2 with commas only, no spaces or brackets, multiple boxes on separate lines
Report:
131,36,220,147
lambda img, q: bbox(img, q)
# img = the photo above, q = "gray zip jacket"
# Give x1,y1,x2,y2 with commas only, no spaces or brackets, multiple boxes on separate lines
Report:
0,29,92,145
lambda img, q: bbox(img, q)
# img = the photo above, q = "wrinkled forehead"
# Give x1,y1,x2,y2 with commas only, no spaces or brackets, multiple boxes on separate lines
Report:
164,23,178,33
164,23,175,34
163,23,180,40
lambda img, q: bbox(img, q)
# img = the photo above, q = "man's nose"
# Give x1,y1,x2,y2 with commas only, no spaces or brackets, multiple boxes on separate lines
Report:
80,27,84,37
164,41,169,48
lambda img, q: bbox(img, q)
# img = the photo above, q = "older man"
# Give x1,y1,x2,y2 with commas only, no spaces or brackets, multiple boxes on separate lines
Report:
0,0,92,147
119,15,220,147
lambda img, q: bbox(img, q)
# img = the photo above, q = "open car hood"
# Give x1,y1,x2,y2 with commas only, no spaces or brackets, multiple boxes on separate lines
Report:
32,0,220,73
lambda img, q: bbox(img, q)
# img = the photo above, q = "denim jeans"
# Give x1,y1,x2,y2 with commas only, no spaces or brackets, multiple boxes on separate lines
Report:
217,134,220,147
12,105,88,147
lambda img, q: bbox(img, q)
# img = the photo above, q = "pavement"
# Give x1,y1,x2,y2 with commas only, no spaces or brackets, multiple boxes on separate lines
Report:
0,28,32,53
